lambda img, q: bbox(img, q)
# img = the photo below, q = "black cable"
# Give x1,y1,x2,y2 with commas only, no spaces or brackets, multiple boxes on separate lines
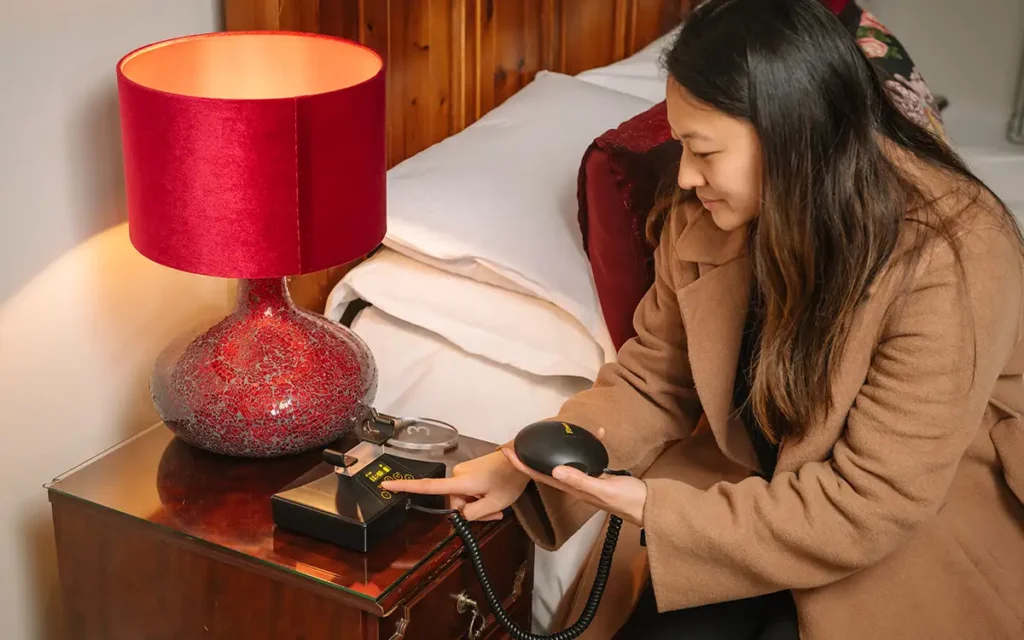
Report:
410,469,630,640
450,511,621,640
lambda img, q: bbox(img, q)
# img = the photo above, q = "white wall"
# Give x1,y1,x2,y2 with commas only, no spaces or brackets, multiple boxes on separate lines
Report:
0,0,223,303
863,0,1024,148
862,0,1024,222
0,2,229,638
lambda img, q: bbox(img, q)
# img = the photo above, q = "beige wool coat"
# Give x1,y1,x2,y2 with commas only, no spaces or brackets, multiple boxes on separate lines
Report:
510,173,1024,639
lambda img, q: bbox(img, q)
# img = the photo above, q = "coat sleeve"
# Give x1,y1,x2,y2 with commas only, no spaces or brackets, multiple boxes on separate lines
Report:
641,224,1024,611
509,210,704,551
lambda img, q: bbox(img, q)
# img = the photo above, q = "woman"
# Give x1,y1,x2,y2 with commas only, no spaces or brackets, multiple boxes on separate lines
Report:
383,0,1024,638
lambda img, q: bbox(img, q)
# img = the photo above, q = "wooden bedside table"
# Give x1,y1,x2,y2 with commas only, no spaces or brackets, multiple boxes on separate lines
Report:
47,424,534,639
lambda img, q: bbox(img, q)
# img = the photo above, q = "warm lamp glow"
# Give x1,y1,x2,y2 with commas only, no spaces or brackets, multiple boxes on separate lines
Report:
119,32,383,100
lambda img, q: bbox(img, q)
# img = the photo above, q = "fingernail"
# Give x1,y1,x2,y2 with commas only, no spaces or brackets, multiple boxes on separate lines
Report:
552,467,568,481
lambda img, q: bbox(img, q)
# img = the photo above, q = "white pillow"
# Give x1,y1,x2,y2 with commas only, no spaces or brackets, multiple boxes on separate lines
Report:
377,242,536,298
326,248,606,381
382,71,654,362
574,25,679,102
347,305,592,445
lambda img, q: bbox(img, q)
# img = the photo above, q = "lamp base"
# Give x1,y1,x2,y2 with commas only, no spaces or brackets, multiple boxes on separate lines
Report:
152,278,377,458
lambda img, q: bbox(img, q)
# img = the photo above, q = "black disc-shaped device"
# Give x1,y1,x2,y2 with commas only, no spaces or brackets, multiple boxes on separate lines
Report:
513,420,609,477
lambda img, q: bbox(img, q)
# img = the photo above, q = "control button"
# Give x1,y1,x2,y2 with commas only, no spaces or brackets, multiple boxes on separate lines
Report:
383,475,394,483
403,473,415,480
380,491,392,500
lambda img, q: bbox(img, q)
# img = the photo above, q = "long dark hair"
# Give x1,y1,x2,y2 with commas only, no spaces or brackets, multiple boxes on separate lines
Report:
651,0,1023,442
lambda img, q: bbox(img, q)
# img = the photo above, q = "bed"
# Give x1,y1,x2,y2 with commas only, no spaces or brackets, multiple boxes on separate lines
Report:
225,1,688,631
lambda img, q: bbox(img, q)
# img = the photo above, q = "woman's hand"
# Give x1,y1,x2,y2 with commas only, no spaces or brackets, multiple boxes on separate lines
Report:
380,451,529,521
499,434,648,528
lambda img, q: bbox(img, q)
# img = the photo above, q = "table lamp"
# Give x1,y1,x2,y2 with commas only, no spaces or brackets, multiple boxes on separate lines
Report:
116,32,386,458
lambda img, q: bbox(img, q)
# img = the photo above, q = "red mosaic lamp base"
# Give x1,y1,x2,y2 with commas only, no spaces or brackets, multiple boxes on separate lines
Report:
151,278,378,458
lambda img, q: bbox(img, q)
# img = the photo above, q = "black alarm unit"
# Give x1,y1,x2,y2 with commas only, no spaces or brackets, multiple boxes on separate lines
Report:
271,412,452,553
271,451,446,553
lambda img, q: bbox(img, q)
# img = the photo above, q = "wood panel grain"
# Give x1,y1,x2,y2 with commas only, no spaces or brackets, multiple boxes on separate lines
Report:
224,0,321,31
223,0,684,313
223,0,278,31
559,0,620,74
52,496,364,640
476,0,550,115
318,0,359,39
630,0,687,54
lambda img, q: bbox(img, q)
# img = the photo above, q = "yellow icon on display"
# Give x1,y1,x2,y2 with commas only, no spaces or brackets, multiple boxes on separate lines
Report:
562,422,573,434
366,462,393,484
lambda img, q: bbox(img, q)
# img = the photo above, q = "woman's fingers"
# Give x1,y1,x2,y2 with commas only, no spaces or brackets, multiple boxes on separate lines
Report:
551,465,609,499
460,495,507,521
449,494,469,512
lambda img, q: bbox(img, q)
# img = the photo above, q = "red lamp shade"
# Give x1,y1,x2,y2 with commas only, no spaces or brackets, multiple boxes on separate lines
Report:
117,31,386,277
117,32,386,458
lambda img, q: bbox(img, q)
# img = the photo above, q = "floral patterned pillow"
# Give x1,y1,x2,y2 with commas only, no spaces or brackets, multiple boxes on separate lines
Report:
853,10,947,137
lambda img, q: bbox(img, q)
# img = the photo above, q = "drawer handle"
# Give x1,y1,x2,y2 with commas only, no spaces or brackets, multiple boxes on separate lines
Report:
510,563,527,602
387,615,409,640
453,591,485,639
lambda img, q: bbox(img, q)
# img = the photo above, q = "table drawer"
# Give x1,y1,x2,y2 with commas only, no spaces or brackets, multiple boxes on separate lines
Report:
383,519,533,640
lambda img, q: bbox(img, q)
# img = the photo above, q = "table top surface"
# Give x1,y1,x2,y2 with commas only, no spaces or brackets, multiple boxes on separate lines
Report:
46,423,500,607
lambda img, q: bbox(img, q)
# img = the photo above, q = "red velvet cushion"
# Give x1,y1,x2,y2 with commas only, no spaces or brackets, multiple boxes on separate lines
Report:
582,149,654,350
577,103,678,350
820,0,850,12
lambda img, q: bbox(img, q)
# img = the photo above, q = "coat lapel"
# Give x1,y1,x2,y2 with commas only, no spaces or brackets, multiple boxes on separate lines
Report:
674,208,759,470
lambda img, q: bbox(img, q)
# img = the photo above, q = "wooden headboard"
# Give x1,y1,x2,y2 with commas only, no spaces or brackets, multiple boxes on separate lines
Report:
224,0,690,312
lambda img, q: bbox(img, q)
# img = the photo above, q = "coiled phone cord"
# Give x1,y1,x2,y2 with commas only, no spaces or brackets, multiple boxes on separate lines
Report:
452,511,622,640
411,468,629,640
